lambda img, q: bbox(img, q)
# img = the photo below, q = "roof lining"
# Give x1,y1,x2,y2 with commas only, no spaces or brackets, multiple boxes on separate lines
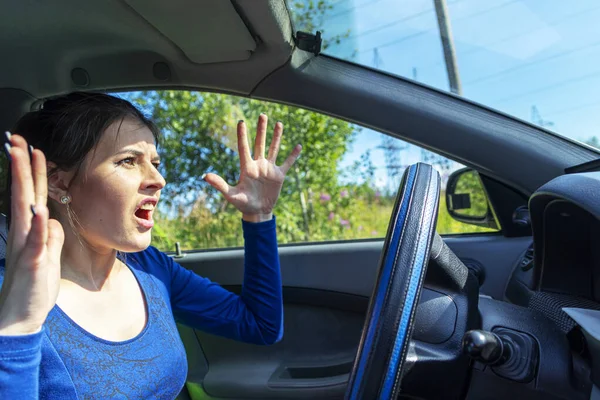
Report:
0,0,293,99
123,0,256,64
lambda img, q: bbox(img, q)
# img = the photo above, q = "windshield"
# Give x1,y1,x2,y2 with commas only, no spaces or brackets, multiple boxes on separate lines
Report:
289,0,600,149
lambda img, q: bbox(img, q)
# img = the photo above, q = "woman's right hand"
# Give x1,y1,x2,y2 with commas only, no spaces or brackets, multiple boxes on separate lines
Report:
0,133,65,335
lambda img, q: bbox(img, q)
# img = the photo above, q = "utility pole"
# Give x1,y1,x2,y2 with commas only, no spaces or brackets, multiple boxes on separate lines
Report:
433,0,462,95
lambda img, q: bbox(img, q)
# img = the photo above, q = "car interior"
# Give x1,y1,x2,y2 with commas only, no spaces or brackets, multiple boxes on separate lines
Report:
2,1,600,399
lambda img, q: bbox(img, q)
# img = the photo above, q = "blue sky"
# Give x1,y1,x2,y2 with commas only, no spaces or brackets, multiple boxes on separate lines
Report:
303,0,600,188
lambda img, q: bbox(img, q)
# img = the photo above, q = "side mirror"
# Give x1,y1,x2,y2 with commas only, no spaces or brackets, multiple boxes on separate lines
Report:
446,168,499,230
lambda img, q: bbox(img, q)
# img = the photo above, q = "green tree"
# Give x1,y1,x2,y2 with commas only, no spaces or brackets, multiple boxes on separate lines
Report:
131,91,241,209
289,0,351,50
128,91,357,249
452,170,489,218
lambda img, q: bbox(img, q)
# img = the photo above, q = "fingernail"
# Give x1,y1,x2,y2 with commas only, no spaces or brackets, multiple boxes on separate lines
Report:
28,145,34,160
201,173,207,180
4,131,11,143
3,143,11,162
30,204,36,217
238,120,244,124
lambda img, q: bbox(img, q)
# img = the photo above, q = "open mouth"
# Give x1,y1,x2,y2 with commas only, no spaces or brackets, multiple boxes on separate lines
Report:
134,199,157,228
135,208,152,220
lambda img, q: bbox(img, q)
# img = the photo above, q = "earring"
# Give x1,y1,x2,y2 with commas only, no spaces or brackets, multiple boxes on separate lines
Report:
60,195,71,204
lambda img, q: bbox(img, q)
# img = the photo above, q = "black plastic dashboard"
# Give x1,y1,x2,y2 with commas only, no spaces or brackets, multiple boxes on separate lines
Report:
507,172,600,306
529,171,600,299
482,171,600,399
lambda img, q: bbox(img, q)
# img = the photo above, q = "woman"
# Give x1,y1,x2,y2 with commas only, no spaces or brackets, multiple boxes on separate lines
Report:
0,92,302,398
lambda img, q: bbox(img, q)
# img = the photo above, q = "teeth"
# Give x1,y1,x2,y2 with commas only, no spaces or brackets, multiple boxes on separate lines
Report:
140,203,154,210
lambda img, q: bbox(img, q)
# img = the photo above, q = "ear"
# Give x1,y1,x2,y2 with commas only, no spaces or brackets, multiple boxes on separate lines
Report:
47,162,74,204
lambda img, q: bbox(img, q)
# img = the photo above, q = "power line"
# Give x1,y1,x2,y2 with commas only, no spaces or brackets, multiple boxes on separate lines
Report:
325,1,437,56
327,0,385,20
465,39,600,86
419,4,600,73
354,0,504,43
326,1,600,127
549,100,600,118
324,0,600,120
494,69,600,105
351,0,518,57
349,8,433,43
356,30,425,56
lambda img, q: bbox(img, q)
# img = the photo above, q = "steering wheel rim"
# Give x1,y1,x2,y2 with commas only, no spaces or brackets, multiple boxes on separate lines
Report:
345,163,441,399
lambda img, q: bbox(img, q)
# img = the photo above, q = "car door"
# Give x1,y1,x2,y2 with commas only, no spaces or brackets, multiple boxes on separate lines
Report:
125,90,533,399
174,237,530,400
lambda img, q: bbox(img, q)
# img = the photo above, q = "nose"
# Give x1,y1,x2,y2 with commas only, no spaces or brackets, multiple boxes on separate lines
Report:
143,163,166,191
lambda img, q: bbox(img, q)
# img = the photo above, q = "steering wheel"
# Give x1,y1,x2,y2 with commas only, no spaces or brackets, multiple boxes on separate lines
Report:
345,162,442,399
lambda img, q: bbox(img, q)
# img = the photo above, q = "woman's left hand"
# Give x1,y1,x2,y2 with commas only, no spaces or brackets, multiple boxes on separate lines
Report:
203,114,302,222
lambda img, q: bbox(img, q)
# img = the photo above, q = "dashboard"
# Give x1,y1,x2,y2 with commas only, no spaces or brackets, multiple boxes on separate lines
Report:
467,171,600,400
506,171,600,327
537,200,600,299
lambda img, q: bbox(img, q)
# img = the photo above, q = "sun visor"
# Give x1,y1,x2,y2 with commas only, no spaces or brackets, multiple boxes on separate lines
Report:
124,0,257,64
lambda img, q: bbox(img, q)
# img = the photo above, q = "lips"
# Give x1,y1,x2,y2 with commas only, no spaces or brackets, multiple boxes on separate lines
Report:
135,198,157,229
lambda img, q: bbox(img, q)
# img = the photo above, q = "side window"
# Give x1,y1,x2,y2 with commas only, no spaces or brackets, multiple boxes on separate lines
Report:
123,91,499,252
0,91,499,251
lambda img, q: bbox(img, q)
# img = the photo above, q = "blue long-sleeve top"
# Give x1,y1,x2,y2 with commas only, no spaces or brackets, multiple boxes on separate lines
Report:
0,218,282,399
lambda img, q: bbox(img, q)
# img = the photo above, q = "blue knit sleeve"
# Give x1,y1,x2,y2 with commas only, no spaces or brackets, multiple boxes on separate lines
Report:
0,330,42,399
0,261,41,398
154,217,283,345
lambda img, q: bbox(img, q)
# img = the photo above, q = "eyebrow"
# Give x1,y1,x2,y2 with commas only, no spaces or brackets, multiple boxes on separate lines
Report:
115,149,161,162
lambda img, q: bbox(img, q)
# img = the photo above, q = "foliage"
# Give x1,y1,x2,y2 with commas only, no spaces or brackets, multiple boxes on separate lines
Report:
134,90,495,250
452,170,489,218
290,0,351,50
128,90,361,250
437,195,495,235
149,172,493,251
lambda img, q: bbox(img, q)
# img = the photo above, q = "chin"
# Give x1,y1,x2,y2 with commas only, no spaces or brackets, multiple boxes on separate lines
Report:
118,231,153,253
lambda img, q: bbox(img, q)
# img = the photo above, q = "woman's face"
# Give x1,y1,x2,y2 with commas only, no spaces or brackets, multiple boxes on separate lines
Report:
65,117,166,253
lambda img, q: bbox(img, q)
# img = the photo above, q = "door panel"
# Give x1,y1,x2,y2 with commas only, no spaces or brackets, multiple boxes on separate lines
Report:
175,234,531,399
182,235,531,299
197,303,362,399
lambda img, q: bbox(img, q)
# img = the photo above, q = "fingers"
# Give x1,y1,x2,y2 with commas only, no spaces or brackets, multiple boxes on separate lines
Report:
237,121,251,168
46,219,65,266
280,144,303,175
32,149,48,207
24,205,48,257
254,114,268,160
7,134,32,165
203,173,230,197
267,121,283,163
8,135,36,249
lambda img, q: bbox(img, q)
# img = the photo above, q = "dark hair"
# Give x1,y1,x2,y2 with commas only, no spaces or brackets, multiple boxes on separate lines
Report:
5,92,160,228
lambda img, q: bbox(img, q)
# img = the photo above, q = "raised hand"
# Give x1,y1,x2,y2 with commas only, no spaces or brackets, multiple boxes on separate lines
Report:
0,133,65,335
203,115,302,222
